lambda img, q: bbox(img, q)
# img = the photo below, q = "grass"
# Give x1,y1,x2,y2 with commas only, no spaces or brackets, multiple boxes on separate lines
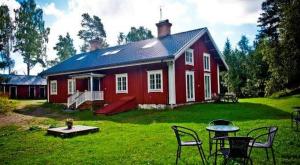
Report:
0,95,300,164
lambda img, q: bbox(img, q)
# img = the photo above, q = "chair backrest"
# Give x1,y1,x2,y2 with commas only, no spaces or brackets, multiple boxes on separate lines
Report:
267,126,278,146
171,126,200,145
171,126,182,145
210,119,233,126
228,137,253,158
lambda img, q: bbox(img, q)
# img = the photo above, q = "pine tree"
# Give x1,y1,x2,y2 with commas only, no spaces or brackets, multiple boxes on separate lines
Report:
0,5,14,73
53,33,76,62
117,26,154,44
78,13,108,52
14,0,50,75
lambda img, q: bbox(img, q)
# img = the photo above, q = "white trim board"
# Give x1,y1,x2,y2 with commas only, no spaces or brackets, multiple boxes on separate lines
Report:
45,59,173,77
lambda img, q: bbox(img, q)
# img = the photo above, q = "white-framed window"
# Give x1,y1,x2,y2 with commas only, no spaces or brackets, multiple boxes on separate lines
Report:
147,70,163,92
115,73,128,93
50,80,57,95
68,79,76,94
185,48,194,65
186,71,195,102
204,53,210,72
204,73,211,100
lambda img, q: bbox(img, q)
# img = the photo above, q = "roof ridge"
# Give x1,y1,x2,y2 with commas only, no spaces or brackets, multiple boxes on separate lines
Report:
89,27,206,51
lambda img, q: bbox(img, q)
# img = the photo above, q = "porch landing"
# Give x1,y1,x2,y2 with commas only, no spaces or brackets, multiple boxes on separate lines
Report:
47,125,99,138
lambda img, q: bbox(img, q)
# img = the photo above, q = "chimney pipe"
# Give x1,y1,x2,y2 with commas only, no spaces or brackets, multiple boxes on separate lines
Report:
156,19,172,38
89,38,101,51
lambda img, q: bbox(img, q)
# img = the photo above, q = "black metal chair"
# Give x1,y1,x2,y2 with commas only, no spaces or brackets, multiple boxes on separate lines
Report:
208,119,234,155
291,109,300,131
216,136,253,165
171,126,207,165
247,126,278,165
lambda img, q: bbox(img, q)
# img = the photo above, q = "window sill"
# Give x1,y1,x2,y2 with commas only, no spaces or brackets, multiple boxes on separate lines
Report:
148,90,163,93
116,91,128,94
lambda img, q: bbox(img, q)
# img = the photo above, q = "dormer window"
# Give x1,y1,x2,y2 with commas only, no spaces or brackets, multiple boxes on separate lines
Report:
142,41,158,49
185,49,194,65
204,53,210,72
76,55,86,60
103,49,121,56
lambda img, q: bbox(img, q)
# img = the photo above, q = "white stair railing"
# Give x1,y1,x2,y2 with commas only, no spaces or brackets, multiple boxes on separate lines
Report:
75,91,104,108
67,91,81,108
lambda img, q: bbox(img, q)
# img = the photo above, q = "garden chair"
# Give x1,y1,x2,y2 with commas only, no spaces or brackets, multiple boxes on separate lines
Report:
171,126,207,165
208,119,234,155
216,136,254,165
247,126,278,165
291,109,300,131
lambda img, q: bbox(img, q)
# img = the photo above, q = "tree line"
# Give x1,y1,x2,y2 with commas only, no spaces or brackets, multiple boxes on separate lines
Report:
0,0,153,75
222,0,300,97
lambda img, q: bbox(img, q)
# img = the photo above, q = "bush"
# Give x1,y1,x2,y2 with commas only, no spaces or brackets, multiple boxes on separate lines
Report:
0,96,16,113
270,87,300,98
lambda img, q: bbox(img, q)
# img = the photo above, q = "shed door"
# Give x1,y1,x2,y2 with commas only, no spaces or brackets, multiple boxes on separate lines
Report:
40,87,45,98
29,86,35,98
10,86,17,99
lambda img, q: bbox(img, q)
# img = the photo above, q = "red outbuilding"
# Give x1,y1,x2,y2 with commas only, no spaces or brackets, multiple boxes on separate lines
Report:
0,74,47,99
41,20,228,113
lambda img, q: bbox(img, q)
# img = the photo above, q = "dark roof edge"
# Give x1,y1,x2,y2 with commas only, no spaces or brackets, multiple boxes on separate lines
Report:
42,56,174,77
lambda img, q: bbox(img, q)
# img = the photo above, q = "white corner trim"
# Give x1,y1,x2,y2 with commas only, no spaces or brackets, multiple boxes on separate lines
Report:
50,80,57,95
217,64,220,94
147,69,163,93
115,73,128,93
168,61,176,105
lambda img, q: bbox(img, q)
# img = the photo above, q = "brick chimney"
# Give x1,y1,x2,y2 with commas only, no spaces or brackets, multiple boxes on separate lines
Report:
156,19,172,38
89,38,101,51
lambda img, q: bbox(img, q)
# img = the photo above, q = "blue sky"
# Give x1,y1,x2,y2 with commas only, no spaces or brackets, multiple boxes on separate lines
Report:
1,0,263,75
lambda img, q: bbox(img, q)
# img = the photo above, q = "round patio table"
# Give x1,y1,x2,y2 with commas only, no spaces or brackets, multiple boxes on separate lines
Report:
206,125,240,164
206,125,240,133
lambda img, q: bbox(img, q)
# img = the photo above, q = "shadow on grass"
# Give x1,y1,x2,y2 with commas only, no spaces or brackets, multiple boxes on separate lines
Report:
16,102,291,125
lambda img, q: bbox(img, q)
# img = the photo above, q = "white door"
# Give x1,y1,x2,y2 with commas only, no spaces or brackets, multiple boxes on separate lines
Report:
186,71,195,102
204,73,211,100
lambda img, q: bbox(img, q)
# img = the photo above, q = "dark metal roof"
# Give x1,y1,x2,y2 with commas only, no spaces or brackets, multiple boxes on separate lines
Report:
0,74,46,85
41,28,226,76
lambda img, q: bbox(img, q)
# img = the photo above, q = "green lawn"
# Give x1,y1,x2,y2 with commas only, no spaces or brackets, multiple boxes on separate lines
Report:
0,95,300,164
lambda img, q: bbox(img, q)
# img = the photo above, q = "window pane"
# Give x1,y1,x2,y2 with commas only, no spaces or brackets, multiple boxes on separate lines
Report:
156,74,161,89
150,74,155,89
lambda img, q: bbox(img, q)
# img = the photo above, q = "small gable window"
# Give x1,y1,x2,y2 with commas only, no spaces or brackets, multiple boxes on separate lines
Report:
204,53,210,72
115,73,128,93
185,49,194,65
147,70,163,92
50,80,57,95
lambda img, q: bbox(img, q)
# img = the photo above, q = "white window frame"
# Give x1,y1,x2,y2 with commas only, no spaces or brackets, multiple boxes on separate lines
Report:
186,71,195,102
204,52,210,72
204,73,211,100
185,48,194,66
50,80,57,95
68,79,76,95
147,70,163,93
115,73,128,93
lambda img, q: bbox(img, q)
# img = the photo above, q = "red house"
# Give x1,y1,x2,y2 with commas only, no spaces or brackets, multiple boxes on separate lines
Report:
0,74,47,99
41,20,228,113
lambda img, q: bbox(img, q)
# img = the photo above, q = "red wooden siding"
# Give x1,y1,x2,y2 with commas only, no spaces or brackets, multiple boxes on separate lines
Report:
175,37,219,104
48,63,169,104
0,85,47,99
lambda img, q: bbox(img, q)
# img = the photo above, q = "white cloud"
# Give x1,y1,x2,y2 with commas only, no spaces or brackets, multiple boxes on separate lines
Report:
191,0,263,25
1,0,263,75
43,2,64,18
